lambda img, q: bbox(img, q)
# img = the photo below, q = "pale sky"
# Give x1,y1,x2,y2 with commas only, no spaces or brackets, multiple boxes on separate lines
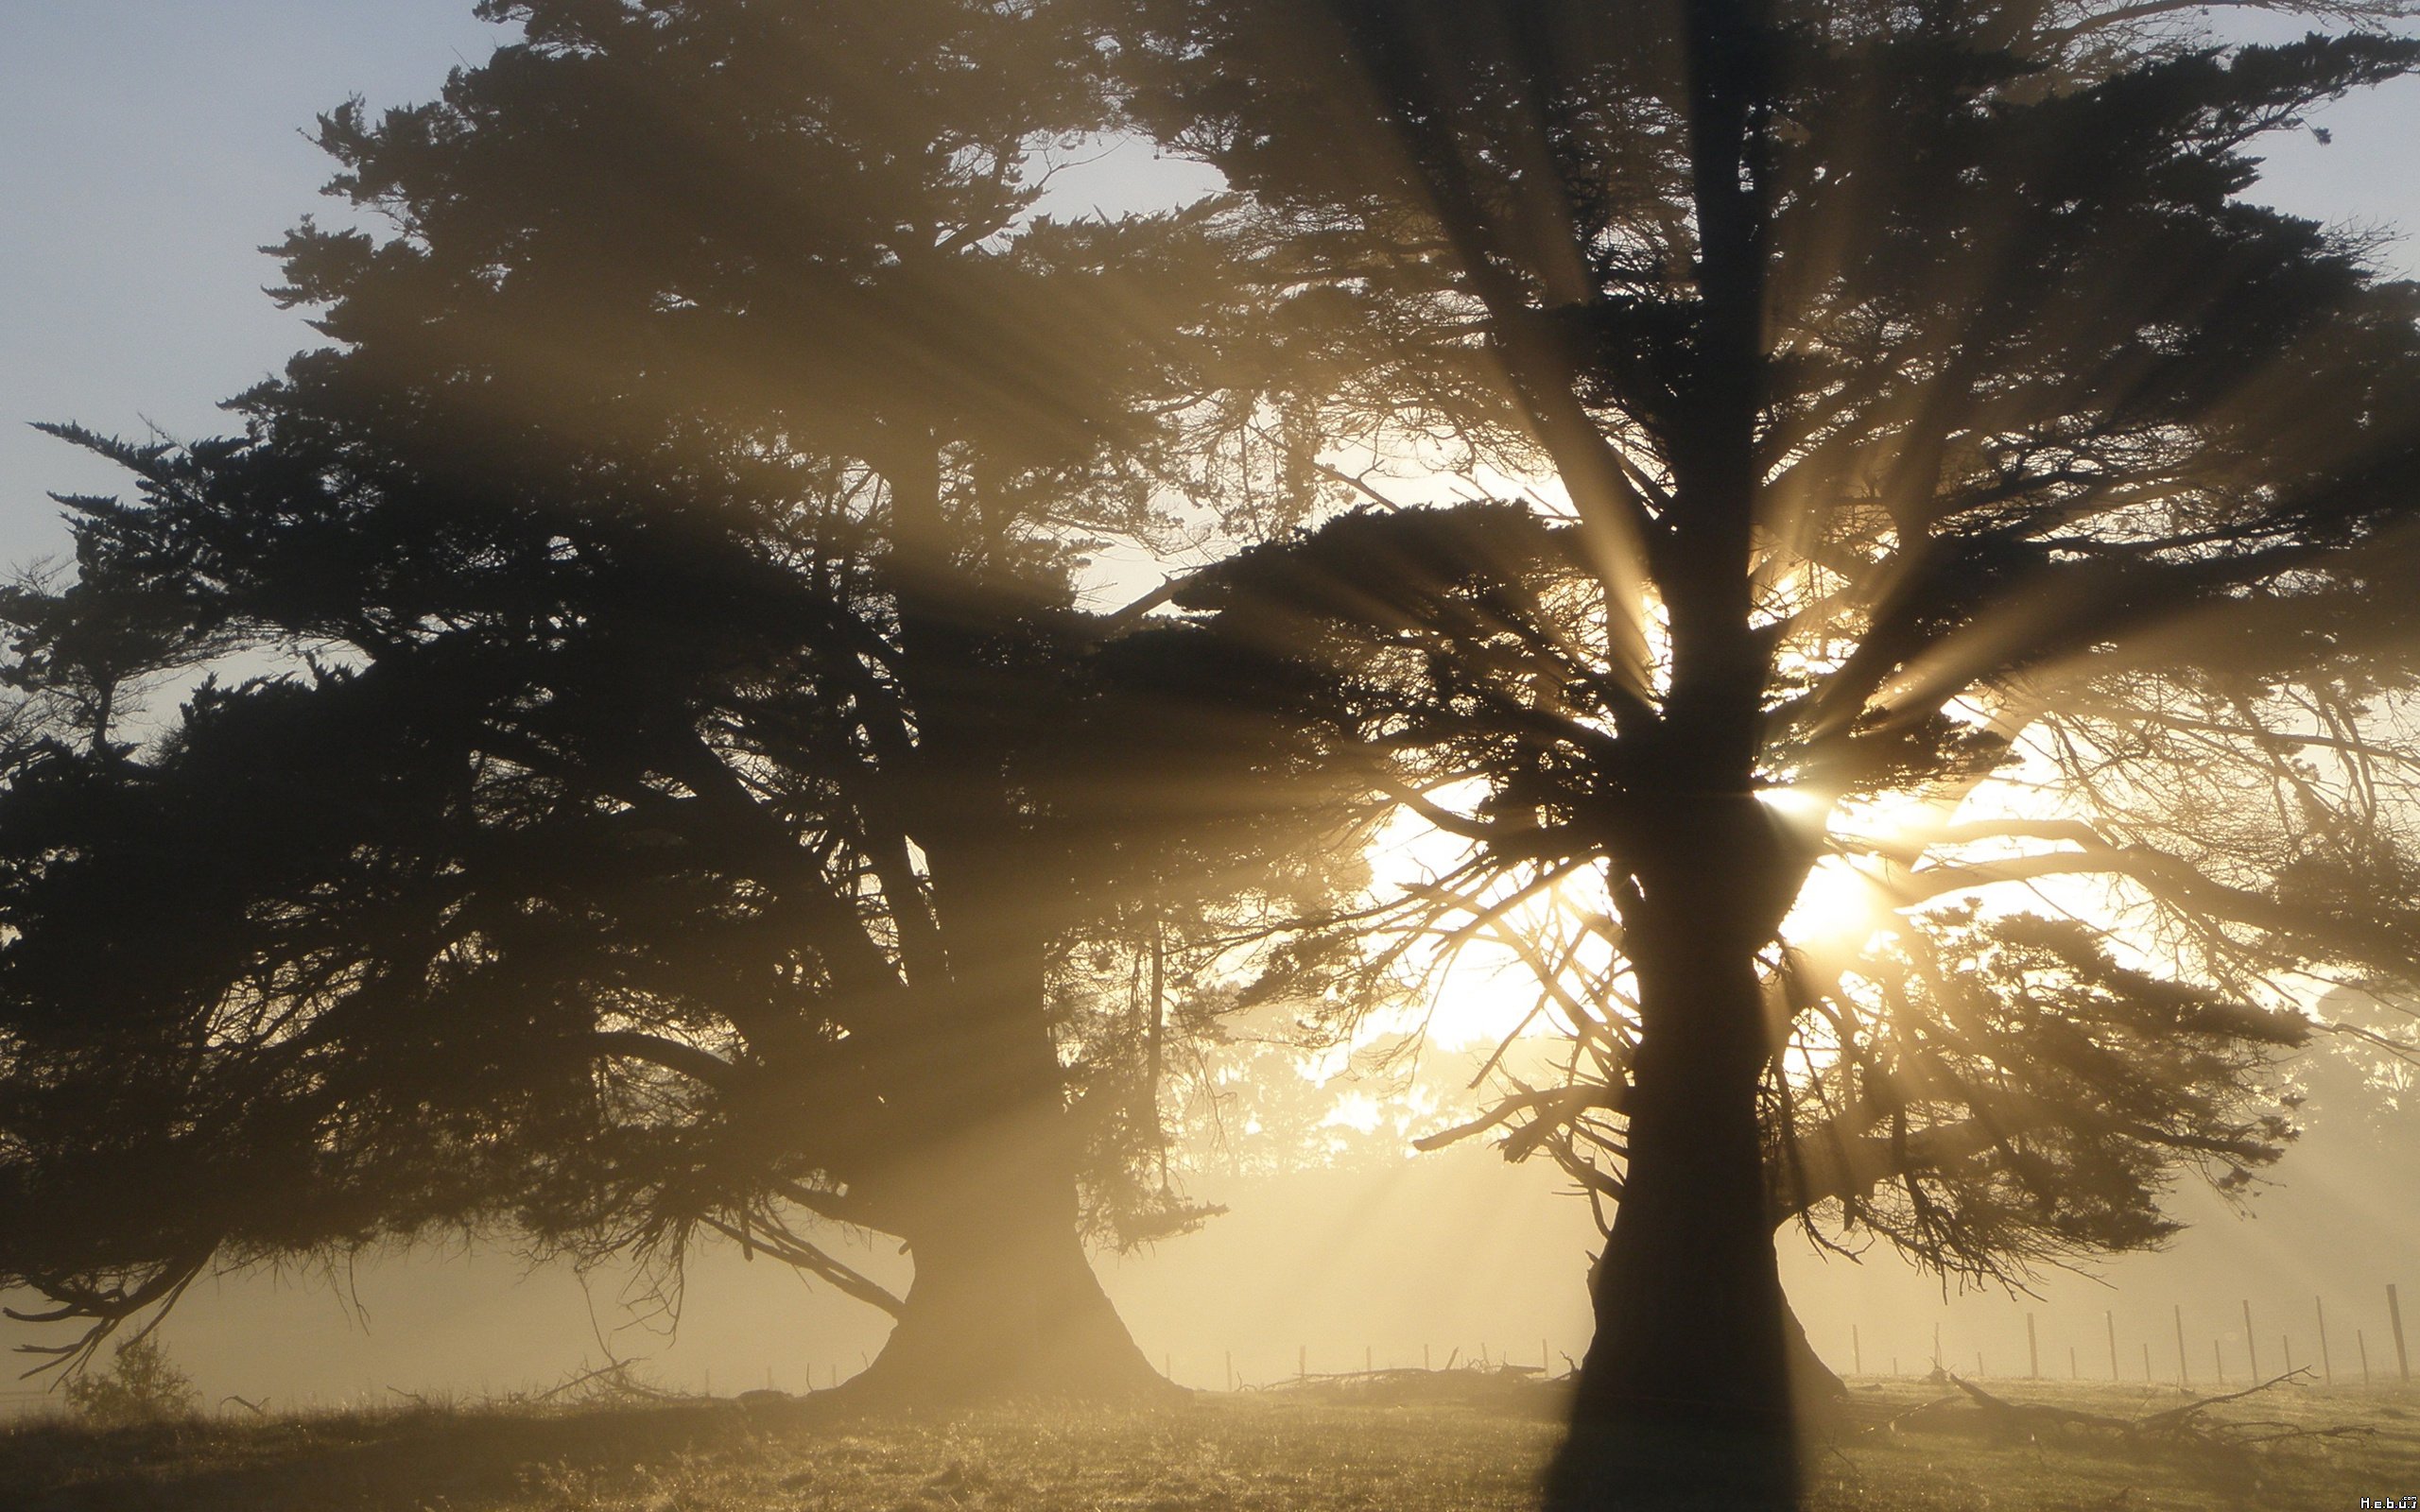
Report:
1,3,516,566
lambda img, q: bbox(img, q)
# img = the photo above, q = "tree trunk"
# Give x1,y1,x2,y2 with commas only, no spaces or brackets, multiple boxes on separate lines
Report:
843,1136,1167,1404
838,440,1171,1405
839,824,1169,1406
1546,860,1803,1509
1783,1295,1849,1428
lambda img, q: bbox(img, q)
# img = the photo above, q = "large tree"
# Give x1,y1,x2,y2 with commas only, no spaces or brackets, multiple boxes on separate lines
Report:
1117,0,2420,1503
0,0,1367,1402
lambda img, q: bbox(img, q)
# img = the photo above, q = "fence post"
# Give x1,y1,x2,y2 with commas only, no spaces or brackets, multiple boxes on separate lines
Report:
2317,1296,2333,1385
2141,1342,2151,1382
2244,1301,2259,1380
1853,1325,1862,1376
2106,1312,2118,1381
2028,1313,2039,1379
2359,1330,2371,1386
2391,1283,2411,1382
2213,1339,2222,1383
2174,1304,2188,1385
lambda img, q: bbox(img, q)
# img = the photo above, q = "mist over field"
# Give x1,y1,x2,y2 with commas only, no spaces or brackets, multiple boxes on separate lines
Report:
8,1032,2407,1414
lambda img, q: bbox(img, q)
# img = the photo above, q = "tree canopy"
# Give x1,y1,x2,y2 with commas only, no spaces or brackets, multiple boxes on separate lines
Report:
0,0,1372,1399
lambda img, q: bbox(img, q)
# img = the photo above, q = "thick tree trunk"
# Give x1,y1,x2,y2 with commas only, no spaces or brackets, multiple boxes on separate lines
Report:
1546,853,1804,1509
842,1137,1167,1403
1783,1298,1848,1414
834,442,1170,1405
1540,6,1793,1492
838,812,1168,1405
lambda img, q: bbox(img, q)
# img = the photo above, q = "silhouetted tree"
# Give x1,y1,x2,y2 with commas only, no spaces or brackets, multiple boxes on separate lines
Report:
1118,0,2420,1501
0,0,1369,1402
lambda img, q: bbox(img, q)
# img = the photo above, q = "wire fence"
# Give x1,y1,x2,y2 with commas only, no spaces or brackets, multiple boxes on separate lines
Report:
1834,1281,2412,1389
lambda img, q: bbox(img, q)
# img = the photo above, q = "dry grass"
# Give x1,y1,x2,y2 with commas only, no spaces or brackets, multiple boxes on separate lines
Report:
1808,1376,2420,1510
0,1375,2411,1510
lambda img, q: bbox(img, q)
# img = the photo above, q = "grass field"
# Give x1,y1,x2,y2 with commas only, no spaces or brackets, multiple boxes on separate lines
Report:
2,1375,2412,1510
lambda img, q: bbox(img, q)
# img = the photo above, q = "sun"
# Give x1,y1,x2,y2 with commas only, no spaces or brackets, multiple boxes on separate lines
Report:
1781,854,1897,957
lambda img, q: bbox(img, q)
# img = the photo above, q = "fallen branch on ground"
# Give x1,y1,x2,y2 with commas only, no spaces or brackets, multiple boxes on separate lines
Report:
1939,1368,2374,1452
529,1355,672,1406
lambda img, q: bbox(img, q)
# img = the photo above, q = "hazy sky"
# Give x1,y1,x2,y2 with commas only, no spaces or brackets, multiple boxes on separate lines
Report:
4,2,2416,571
2,2,2418,1409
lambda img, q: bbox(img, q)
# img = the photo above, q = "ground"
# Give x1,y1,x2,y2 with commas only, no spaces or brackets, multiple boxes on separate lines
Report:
1,1374,2413,1509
